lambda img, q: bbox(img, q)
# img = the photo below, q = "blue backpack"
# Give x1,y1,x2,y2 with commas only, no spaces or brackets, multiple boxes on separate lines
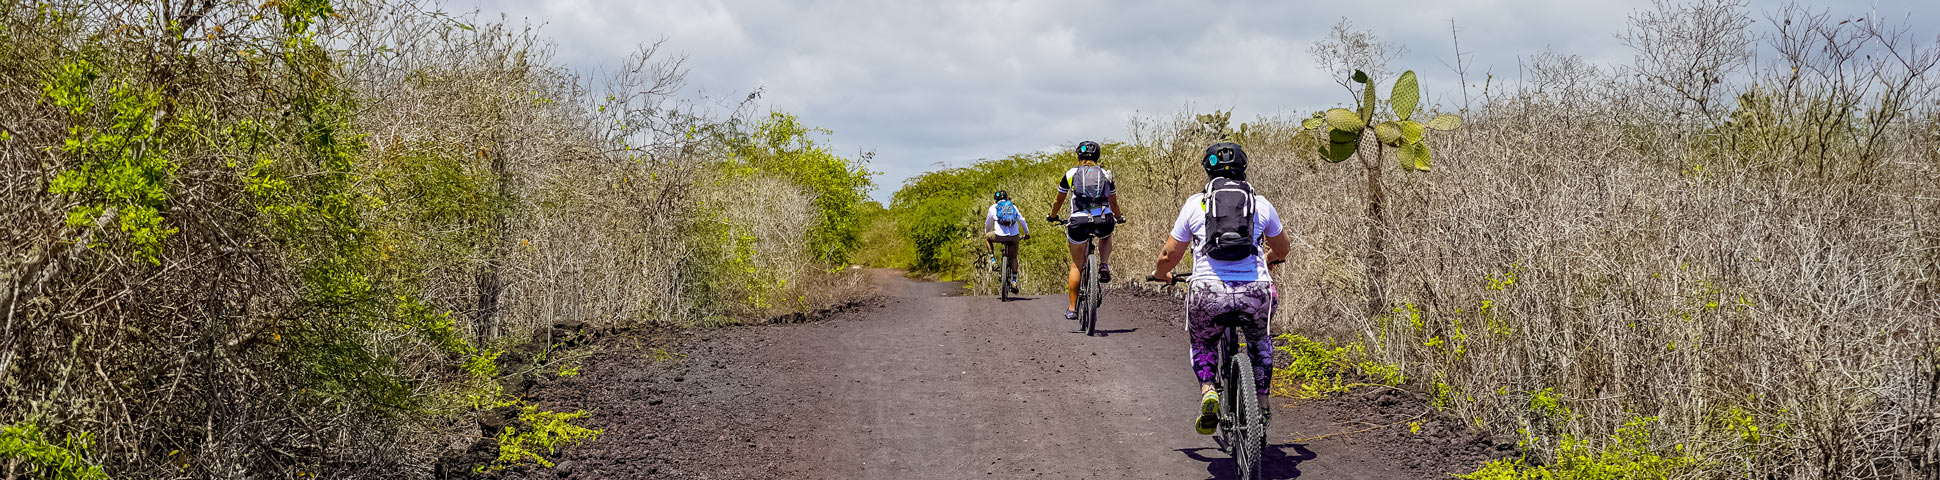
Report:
994,200,1021,226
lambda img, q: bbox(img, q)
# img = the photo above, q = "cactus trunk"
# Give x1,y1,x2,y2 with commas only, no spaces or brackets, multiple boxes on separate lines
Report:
1362,144,1390,318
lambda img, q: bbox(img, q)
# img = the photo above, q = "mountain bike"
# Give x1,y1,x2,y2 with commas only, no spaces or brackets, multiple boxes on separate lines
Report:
1050,215,1122,336
984,242,1021,301
1150,272,1267,480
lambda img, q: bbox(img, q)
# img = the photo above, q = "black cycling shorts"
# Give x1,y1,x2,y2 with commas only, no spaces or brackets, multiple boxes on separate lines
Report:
1064,215,1116,244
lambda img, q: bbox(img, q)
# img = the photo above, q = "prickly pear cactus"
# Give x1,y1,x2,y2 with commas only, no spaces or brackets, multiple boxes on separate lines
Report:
1300,69,1463,171
1196,110,1236,140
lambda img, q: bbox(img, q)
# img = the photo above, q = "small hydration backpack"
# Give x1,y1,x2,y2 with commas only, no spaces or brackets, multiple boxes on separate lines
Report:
994,200,1021,226
1200,177,1258,261
1069,166,1109,210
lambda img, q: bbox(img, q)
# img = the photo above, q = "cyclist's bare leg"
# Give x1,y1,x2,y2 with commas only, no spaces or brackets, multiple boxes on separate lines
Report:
1066,240,1086,311
1097,235,1114,268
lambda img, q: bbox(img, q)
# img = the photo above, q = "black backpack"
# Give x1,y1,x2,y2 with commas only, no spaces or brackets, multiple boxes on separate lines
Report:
1200,177,1258,261
1069,166,1109,210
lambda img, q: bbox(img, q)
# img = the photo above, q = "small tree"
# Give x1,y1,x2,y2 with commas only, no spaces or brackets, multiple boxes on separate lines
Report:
1300,69,1462,317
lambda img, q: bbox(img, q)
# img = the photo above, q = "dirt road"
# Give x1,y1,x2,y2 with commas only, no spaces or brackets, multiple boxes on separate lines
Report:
500,270,1504,479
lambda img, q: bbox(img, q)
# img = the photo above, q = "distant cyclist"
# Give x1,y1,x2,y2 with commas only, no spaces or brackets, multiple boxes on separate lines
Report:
984,190,1030,291
1146,142,1292,435
1047,140,1126,320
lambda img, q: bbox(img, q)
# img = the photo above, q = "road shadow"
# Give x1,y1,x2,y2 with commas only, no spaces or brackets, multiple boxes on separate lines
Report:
1087,327,1139,337
1177,443,1316,479
998,296,1036,302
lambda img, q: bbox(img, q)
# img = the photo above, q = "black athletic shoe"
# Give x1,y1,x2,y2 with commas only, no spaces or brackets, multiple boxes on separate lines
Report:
1064,310,1078,320
1098,264,1113,283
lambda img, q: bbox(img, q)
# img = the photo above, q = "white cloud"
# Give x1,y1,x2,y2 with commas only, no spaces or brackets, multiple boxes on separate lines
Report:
444,0,1939,200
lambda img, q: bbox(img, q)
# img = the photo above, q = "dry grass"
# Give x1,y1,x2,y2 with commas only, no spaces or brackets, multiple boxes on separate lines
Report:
1092,5,1939,477
0,1,870,477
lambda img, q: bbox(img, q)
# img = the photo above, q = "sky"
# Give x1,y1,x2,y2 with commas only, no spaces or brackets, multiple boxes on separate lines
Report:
440,0,1938,201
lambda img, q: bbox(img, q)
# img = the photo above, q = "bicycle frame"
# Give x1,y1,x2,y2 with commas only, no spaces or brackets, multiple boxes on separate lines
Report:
1051,215,1115,336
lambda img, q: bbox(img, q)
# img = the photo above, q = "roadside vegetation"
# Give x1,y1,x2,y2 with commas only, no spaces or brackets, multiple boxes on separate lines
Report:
0,0,870,477
872,1,1940,478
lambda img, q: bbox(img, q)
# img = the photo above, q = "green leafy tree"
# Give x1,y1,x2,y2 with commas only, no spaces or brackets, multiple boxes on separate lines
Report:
723,112,875,264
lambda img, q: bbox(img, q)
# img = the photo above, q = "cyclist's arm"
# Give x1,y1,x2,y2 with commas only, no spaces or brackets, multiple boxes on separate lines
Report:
1107,193,1125,220
1151,237,1188,280
1259,196,1290,273
984,207,996,250
1048,191,1067,220
1263,232,1291,273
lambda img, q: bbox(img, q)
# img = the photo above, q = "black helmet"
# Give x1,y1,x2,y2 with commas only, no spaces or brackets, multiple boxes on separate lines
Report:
1203,142,1247,180
1075,141,1102,161
993,190,1009,202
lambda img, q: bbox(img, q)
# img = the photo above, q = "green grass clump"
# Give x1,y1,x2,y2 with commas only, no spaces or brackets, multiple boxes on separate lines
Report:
1458,416,1692,480
0,422,108,480
483,406,602,471
1272,333,1405,398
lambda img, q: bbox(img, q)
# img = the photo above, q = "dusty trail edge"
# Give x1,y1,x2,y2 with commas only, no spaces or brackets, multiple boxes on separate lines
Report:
479,269,1509,479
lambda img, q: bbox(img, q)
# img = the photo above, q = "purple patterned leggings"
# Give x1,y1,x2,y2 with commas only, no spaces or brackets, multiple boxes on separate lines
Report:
1186,280,1277,396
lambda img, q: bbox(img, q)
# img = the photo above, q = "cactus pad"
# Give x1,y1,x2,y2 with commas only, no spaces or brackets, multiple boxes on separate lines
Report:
1400,142,1432,171
1324,140,1357,163
1360,80,1377,122
1374,122,1402,146
1399,121,1426,144
1325,108,1364,132
1427,113,1463,131
1391,70,1419,120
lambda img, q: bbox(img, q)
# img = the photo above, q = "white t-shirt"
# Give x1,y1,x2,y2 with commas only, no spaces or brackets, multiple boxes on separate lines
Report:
985,202,1029,237
1169,193,1283,282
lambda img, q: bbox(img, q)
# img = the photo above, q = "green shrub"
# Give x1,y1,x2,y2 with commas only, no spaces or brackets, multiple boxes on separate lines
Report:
1271,334,1404,398
1459,417,1693,480
486,406,602,471
43,59,179,265
0,422,107,480
719,112,875,265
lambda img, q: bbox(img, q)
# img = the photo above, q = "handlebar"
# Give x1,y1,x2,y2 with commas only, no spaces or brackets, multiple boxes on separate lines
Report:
1144,273,1191,285
1046,215,1127,226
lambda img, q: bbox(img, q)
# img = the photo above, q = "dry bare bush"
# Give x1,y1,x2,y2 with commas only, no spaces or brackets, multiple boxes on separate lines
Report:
1,0,874,477
1095,2,1939,477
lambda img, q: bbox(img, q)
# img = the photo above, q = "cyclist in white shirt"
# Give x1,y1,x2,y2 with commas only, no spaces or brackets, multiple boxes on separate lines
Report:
984,190,1030,292
1147,142,1292,435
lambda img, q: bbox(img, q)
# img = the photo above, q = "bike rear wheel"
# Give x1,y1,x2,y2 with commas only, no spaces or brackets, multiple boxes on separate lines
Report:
999,258,1012,302
1226,350,1265,480
1080,248,1100,335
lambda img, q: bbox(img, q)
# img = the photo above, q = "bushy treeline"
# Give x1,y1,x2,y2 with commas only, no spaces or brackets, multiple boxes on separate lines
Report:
879,2,1939,477
0,0,870,477
881,150,1078,286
